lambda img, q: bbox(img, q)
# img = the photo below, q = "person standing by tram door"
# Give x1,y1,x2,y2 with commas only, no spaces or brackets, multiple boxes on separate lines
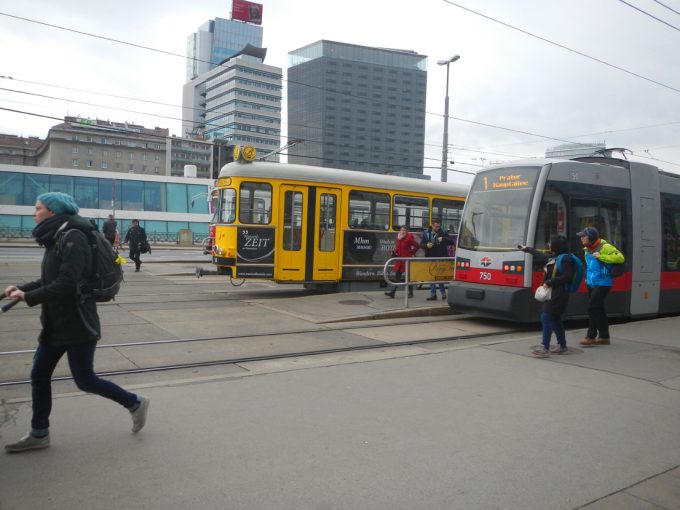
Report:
385,225,420,299
3,192,149,453
519,235,574,357
577,227,625,346
421,219,453,301
124,219,148,272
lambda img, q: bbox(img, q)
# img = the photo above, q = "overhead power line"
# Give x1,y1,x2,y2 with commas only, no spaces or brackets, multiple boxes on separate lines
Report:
619,0,680,31
441,0,680,94
652,0,680,16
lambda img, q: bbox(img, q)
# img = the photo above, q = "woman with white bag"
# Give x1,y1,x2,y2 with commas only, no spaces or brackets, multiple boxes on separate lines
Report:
519,235,574,358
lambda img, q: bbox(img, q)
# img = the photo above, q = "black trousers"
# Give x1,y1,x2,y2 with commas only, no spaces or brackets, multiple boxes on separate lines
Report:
586,285,611,339
129,244,142,270
388,270,413,295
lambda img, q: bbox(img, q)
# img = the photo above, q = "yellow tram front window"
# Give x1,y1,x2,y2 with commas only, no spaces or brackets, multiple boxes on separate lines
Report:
219,188,236,223
239,182,272,224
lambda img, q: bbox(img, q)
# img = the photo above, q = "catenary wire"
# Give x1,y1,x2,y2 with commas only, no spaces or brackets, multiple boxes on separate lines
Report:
618,0,680,32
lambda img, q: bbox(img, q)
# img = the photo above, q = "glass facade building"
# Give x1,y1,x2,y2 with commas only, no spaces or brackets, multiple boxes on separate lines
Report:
287,40,428,178
186,18,263,81
0,165,211,239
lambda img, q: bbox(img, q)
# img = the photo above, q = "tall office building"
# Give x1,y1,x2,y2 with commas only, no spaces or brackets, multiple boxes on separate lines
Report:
186,17,263,81
183,12,282,166
287,40,428,178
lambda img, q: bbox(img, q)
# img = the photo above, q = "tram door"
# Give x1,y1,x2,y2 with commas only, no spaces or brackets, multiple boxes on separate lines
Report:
277,185,308,281
313,188,341,280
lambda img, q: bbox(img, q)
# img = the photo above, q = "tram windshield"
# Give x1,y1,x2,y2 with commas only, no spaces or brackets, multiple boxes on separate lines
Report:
458,167,541,251
218,188,236,223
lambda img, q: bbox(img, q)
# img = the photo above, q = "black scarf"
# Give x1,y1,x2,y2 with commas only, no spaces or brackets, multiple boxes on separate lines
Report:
32,214,71,246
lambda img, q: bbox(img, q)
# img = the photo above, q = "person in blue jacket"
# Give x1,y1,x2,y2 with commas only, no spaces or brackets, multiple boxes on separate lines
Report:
577,227,625,346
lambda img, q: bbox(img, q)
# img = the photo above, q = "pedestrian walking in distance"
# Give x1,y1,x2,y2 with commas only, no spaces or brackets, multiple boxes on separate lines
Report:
3,192,149,453
124,218,147,272
385,225,420,298
102,213,117,246
577,226,625,346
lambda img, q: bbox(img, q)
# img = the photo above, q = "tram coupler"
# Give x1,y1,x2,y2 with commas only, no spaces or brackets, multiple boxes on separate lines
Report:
195,267,219,278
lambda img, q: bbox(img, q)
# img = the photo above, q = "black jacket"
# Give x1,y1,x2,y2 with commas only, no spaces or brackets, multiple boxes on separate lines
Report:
102,219,117,242
525,247,574,316
124,225,147,246
420,227,453,257
20,215,101,345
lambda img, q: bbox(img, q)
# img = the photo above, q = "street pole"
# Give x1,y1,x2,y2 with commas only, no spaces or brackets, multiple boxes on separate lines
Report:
438,55,460,183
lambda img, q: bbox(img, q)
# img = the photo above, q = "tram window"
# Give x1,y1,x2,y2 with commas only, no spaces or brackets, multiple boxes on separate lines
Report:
348,190,389,230
534,186,568,251
661,194,680,271
283,191,303,251
432,199,463,234
319,193,337,252
393,195,428,230
239,182,271,224
571,199,626,253
219,188,236,223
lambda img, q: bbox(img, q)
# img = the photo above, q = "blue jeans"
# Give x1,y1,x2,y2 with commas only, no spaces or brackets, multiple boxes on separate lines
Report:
429,283,446,296
540,311,566,349
31,341,138,431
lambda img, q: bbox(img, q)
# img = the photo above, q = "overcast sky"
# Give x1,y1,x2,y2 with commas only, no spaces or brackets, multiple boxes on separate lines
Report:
1,0,679,183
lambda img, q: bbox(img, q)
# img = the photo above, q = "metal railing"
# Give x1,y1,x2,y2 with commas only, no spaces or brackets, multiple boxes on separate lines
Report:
383,256,455,308
0,227,208,246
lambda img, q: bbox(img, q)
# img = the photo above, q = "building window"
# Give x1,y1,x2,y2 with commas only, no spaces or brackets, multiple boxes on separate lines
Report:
141,143,148,149
129,153,135,160
71,135,79,142
86,160,93,168
87,148,94,155
115,163,121,169
154,167,160,174
100,137,107,144
72,159,79,167
129,164,134,172
155,155,160,161
72,147,79,154
115,151,121,159
154,144,161,150
128,141,135,147
101,161,108,169
102,150,108,157
141,153,147,161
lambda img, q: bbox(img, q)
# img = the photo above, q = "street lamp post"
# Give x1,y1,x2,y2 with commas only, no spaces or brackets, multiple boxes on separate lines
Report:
437,55,460,182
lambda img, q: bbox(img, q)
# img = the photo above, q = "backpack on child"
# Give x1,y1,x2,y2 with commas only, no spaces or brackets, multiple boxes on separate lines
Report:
557,253,584,292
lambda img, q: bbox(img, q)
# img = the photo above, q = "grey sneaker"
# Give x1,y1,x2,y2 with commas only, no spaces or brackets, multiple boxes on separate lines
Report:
532,345,550,358
130,396,150,433
550,345,568,354
5,434,50,453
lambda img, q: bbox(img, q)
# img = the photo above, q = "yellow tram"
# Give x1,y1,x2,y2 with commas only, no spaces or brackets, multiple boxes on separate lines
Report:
209,155,469,290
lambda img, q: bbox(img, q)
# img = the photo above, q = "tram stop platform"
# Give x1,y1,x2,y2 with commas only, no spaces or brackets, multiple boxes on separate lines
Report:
1,263,680,509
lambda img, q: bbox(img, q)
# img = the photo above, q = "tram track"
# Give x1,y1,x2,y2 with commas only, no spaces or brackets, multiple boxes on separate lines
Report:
0,328,522,387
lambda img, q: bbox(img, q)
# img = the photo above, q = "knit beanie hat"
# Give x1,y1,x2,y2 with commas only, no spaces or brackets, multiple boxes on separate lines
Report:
37,192,79,215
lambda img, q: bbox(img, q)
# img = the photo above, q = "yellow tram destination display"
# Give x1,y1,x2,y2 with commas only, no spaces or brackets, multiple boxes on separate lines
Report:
207,160,469,291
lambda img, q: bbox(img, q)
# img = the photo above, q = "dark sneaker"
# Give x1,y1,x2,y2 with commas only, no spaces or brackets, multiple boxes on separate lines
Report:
5,434,50,453
408,292,414,298
580,337,596,347
426,295,437,301
131,396,150,433
595,337,610,345
550,345,568,354
532,345,550,358
384,291,395,298
441,294,447,300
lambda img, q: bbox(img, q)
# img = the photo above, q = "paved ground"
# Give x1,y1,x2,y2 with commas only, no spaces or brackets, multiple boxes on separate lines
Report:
0,254,679,509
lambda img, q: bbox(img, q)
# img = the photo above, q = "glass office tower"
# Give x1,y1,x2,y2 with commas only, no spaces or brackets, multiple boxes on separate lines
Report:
287,40,428,178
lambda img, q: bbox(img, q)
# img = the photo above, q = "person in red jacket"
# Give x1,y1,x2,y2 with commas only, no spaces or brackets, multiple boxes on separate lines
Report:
385,226,421,298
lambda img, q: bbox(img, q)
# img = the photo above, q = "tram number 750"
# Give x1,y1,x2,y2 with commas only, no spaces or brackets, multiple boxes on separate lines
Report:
479,272,492,281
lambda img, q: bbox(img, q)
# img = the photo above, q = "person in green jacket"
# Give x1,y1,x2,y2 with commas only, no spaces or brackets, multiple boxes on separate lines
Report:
3,192,150,453
577,226,625,346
